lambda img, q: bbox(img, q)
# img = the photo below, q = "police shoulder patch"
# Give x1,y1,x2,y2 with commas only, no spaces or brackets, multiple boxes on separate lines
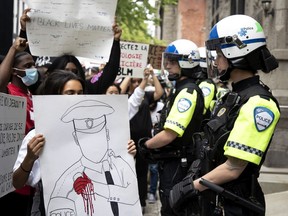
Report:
177,98,192,113
201,86,211,97
254,106,274,132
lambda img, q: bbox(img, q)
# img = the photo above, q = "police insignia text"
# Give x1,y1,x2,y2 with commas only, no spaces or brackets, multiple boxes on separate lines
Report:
201,87,211,97
177,98,192,113
254,107,274,132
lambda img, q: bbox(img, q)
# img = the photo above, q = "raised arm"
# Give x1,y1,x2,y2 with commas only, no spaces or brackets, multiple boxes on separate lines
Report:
0,37,27,92
120,76,131,94
149,65,164,101
127,68,150,119
18,8,32,54
86,20,122,94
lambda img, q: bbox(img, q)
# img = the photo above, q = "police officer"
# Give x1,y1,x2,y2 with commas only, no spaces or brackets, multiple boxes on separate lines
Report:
138,39,204,216
169,15,281,216
197,46,217,119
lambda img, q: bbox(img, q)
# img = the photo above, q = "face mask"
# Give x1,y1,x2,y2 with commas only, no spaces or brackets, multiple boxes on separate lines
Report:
16,68,39,86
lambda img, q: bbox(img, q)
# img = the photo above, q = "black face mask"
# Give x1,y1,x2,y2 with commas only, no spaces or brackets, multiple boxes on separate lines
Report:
168,73,181,81
219,69,231,82
219,60,234,82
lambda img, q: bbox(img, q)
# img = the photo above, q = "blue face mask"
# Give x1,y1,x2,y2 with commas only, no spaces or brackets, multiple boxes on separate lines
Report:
16,68,39,86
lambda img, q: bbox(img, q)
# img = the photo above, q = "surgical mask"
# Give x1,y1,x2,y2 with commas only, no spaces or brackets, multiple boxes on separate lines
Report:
15,68,39,86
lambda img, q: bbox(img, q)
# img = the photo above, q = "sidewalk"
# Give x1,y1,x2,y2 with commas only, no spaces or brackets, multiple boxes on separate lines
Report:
143,198,161,216
143,165,288,216
143,192,288,216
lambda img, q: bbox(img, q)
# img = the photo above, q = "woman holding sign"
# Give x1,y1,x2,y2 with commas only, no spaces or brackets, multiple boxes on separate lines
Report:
12,70,137,216
20,8,123,95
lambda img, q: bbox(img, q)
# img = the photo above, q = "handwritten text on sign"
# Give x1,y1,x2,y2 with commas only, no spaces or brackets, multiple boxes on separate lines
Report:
26,0,117,61
118,41,149,78
0,93,26,198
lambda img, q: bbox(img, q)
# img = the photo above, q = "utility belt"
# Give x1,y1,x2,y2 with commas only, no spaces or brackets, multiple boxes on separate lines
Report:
151,144,196,167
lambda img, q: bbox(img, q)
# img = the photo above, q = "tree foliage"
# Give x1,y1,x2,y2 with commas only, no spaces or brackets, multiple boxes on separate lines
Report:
116,0,177,45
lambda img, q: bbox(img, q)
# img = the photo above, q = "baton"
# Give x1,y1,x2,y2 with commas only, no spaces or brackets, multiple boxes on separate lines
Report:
199,178,264,214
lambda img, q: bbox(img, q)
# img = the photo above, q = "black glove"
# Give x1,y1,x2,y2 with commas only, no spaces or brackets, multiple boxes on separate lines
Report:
169,174,199,212
138,137,150,157
138,137,158,163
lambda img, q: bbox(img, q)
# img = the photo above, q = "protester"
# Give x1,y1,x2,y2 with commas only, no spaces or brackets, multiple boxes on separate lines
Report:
12,70,137,215
46,55,86,81
169,15,281,216
146,89,164,204
106,83,122,95
47,22,121,94
120,65,164,213
19,8,122,95
106,68,153,121
0,36,41,216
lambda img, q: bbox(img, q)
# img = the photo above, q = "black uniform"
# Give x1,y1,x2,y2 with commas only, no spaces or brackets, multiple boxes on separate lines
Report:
198,76,280,216
155,78,204,216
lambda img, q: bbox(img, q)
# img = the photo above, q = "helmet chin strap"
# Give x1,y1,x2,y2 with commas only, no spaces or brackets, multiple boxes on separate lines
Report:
219,66,233,82
168,69,182,81
168,73,181,81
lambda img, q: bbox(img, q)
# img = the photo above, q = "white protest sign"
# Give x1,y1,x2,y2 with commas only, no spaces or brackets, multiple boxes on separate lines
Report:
0,93,26,198
25,0,118,61
118,41,149,78
33,94,141,216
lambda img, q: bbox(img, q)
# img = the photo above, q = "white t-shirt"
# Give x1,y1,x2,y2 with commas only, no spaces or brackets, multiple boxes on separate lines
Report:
150,101,164,135
13,129,42,215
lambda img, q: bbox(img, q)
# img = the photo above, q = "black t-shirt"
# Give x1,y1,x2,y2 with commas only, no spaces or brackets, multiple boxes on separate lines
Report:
129,91,154,142
85,40,121,94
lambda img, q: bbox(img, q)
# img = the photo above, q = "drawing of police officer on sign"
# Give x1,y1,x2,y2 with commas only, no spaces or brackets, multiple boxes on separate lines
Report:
32,97,141,216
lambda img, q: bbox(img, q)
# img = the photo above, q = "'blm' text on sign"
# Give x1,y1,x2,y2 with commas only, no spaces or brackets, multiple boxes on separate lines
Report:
118,41,149,78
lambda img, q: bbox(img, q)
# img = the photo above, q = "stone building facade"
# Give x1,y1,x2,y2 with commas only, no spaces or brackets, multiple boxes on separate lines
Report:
159,0,288,168
159,0,207,46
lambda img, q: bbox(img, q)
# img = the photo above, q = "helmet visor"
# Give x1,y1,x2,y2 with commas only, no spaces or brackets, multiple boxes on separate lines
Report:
162,52,200,70
206,49,219,79
162,52,190,70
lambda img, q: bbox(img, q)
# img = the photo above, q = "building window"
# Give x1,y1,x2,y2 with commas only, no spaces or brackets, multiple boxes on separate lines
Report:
231,0,245,14
211,0,219,27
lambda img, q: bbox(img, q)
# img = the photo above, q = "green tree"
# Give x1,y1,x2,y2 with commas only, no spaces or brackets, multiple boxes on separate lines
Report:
116,0,177,45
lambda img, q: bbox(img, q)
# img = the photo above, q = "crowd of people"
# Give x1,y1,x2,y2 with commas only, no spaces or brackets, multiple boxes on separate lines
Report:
0,5,281,216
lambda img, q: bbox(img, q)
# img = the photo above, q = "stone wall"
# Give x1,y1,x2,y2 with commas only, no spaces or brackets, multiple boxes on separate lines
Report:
161,0,206,46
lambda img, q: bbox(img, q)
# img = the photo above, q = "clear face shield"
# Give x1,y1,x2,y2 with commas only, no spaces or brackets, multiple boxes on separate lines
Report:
162,53,182,70
206,49,219,80
206,34,249,82
161,52,182,81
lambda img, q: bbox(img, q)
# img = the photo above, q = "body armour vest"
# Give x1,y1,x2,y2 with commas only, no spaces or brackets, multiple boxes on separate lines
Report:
154,78,204,160
203,80,279,182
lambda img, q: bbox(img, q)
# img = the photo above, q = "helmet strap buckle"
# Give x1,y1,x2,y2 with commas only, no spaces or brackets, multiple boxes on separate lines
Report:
225,35,247,49
187,54,194,64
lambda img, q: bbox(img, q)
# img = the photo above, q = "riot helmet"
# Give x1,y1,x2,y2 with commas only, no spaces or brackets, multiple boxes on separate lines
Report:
198,46,217,80
199,46,207,69
162,39,201,81
205,15,278,81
